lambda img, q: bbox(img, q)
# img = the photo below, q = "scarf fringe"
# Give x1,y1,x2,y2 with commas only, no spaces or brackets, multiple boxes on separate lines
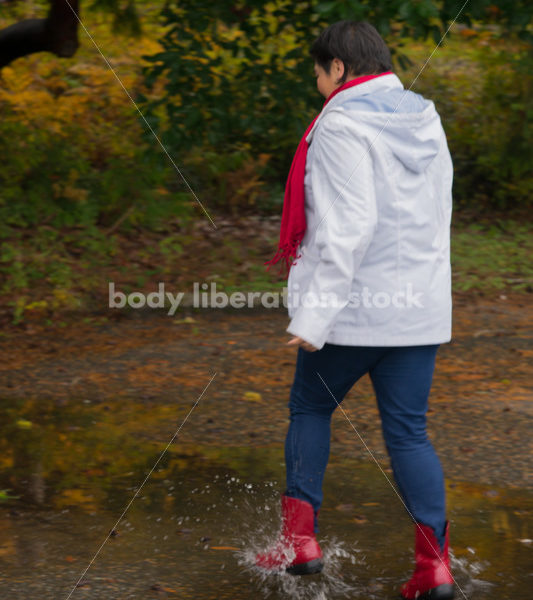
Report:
264,236,303,277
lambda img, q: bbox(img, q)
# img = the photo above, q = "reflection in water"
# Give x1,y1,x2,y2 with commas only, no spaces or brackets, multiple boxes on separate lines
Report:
0,397,531,599
0,467,530,599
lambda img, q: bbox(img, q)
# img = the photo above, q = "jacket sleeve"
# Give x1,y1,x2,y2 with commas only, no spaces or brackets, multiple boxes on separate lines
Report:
287,113,378,350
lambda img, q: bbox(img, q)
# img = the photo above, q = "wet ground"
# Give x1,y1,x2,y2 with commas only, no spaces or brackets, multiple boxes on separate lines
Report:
0,294,532,598
0,449,532,599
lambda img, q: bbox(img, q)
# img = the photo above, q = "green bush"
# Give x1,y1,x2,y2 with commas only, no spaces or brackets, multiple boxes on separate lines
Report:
141,1,321,189
410,35,532,211
0,106,183,233
141,0,464,212
142,1,532,213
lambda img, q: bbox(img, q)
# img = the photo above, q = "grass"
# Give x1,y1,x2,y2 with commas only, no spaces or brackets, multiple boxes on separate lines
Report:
451,221,532,293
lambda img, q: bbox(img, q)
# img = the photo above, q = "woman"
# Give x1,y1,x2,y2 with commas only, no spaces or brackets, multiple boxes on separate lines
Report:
258,20,455,600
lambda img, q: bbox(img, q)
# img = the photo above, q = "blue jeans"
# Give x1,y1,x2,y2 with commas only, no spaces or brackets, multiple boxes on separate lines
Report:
284,344,447,552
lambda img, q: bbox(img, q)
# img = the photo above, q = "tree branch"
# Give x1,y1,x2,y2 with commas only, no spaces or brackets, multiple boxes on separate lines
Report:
0,0,80,68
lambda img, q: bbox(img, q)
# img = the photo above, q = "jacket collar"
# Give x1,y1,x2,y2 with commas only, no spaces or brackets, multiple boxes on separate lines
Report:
306,73,404,143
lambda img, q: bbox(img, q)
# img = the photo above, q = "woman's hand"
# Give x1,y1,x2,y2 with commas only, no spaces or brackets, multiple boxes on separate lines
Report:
287,336,318,352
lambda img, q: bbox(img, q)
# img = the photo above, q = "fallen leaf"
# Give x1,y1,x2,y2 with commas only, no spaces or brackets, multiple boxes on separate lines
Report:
76,581,90,589
174,317,195,324
352,515,368,525
149,583,178,593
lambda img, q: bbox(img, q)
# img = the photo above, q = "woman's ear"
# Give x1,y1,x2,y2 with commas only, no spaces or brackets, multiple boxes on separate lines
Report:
332,58,345,84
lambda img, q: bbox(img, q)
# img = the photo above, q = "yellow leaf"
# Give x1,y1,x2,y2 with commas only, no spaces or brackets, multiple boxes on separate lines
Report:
243,391,262,402
174,317,195,324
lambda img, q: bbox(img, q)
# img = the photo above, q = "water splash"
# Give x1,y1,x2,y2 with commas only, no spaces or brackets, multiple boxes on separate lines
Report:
222,486,365,599
450,549,494,596
237,538,364,600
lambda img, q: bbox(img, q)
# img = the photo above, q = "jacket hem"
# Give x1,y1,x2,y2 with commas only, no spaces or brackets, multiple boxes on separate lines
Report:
324,331,452,347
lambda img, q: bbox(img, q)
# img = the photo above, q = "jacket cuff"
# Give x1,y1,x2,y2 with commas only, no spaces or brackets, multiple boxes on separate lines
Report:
286,308,331,350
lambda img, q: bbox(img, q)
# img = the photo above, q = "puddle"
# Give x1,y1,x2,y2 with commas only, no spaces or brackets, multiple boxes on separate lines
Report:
0,398,531,599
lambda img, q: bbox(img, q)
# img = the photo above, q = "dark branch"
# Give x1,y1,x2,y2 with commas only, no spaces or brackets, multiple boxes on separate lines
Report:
0,0,80,68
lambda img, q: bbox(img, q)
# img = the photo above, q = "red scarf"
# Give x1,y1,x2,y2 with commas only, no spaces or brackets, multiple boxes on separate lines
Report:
265,71,392,276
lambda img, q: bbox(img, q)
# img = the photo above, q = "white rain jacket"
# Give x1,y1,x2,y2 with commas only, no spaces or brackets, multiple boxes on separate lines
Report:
286,73,453,350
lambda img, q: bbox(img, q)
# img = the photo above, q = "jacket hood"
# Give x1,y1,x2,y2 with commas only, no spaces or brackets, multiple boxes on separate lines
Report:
370,102,443,173
308,75,443,174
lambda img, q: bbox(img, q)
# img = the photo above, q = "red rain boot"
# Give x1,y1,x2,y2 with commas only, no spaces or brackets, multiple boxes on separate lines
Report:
255,495,323,575
401,521,454,600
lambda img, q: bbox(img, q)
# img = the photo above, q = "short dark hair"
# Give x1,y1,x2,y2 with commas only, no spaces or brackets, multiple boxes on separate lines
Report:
310,21,393,83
